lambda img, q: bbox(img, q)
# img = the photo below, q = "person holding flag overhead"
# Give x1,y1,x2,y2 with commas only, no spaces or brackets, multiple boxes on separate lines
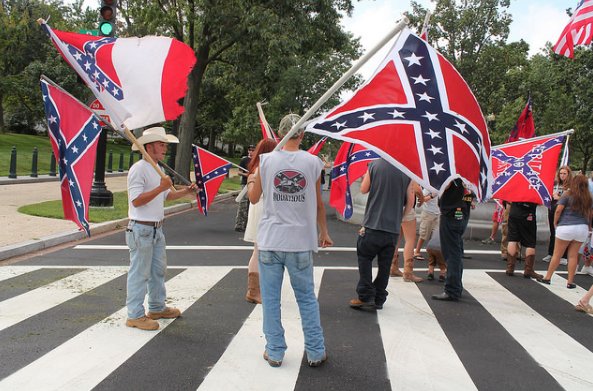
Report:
125,127,196,331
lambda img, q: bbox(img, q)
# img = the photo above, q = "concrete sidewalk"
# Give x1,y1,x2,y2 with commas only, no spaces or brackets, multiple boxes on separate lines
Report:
0,174,215,262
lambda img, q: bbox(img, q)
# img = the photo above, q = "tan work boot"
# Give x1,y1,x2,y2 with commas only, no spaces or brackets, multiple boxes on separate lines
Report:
245,272,262,304
126,316,159,330
506,254,517,276
403,258,423,283
147,306,181,320
523,254,543,279
390,254,403,277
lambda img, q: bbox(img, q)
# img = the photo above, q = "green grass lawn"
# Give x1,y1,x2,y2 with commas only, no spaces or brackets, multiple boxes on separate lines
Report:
0,133,140,177
18,176,242,223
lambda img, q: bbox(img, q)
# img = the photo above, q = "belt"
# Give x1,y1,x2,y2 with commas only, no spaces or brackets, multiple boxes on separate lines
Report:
132,220,163,228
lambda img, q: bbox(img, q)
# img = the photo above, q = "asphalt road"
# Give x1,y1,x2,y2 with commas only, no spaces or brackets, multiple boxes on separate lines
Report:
1,197,592,390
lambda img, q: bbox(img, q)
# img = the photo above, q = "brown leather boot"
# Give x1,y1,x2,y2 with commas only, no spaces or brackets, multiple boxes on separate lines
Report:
403,258,423,282
390,253,403,277
523,254,543,279
245,272,261,304
506,254,516,276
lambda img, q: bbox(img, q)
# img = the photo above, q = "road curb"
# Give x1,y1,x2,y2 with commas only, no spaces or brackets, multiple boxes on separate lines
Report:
0,191,238,262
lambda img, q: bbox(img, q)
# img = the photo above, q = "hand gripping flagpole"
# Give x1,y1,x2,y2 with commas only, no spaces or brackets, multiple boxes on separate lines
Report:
236,16,410,202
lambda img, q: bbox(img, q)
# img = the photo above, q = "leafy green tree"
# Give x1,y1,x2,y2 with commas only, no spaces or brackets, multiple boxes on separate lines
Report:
119,0,361,179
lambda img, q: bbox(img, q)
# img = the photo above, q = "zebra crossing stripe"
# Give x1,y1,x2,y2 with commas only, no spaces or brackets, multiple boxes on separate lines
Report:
198,268,325,390
0,266,42,282
0,267,127,332
381,278,477,390
537,273,592,315
463,270,593,390
0,267,229,390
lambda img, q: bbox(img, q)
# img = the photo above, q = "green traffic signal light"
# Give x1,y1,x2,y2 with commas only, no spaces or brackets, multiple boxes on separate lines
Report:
99,22,114,36
99,1,117,37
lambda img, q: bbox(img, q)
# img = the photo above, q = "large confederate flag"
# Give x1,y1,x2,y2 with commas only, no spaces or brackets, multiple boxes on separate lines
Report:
40,20,196,131
40,77,102,236
306,28,491,200
491,133,567,207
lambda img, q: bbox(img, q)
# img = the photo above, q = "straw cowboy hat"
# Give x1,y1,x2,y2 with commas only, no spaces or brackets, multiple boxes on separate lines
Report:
132,127,179,151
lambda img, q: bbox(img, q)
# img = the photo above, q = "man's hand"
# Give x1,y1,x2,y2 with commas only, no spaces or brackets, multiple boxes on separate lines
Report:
319,232,333,248
159,176,173,191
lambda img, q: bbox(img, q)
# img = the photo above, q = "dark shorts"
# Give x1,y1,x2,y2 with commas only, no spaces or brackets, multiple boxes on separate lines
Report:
507,215,536,248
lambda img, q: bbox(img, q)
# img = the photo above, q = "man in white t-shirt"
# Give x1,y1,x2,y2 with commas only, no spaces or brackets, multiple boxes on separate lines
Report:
247,114,333,368
125,127,196,331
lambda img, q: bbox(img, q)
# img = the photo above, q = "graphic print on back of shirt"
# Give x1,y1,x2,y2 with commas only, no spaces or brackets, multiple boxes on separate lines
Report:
273,169,307,202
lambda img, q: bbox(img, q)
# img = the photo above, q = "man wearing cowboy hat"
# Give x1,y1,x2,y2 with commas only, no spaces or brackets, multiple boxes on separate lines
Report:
126,127,196,331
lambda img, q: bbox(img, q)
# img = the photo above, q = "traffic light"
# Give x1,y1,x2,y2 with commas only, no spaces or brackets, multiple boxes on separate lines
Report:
99,0,117,37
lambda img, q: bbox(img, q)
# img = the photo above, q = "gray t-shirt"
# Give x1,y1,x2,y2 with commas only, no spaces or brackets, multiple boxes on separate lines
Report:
557,195,591,226
257,150,323,252
362,159,410,234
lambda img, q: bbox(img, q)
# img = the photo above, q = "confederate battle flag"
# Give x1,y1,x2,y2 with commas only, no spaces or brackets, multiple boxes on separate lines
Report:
40,76,102,236
330,142,379,219
306,28,491,200
192,145,233,216
40,20,196,131
491,132,568,207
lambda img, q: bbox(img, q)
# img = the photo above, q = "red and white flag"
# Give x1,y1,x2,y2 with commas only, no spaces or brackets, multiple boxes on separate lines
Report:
192,145,233,216
306,28,491,200
40,77,102,236
40,20,196,130
553,0,593,58
307,137,328,156
256,102,279,142
492,133,567,207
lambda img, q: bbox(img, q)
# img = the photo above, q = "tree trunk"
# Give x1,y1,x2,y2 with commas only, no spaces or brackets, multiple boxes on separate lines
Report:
175,51,208,180
0,90,5,133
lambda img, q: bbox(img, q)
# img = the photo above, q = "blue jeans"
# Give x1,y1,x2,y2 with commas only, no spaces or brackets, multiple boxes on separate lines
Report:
258,250,326,363
125,222,168,319
440,214,468,299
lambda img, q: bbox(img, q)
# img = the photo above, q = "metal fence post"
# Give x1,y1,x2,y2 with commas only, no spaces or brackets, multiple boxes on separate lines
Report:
9,146,17,178
118,152,124,172
30,147,38,178
128,152,134,169
107,150,113,173
49,154,57,176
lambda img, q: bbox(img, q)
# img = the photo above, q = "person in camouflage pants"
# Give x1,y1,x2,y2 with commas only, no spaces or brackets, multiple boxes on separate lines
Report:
235,145,254,232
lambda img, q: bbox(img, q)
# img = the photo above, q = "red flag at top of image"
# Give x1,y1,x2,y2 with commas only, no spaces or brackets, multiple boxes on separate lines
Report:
306,28,491,201
40,77,102,236
553,0,593,58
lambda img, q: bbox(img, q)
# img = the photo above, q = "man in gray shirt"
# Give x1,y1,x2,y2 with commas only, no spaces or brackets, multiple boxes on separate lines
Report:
350,158,415,310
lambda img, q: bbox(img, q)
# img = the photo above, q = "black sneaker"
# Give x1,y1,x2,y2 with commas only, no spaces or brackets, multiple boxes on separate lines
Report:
308,353,328,367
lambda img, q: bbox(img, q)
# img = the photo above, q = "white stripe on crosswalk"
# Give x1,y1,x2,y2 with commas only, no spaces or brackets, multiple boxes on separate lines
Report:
0,267,127,332
198,268,325,390
0,267,230,391
381,278,477,391
464,270,593,390
71,244,503,255
0,265,42,282
536,273,593,317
